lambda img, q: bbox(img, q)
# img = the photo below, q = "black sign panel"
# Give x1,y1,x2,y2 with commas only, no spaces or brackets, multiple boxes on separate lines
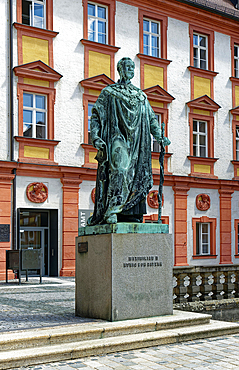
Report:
0,224,10,242
78,242,88,253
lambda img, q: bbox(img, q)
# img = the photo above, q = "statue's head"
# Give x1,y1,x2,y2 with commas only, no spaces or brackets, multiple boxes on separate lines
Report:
117,57,135,82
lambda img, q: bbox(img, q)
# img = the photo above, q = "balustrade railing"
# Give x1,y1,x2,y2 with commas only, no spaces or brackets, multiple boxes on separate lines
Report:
173,266,239,303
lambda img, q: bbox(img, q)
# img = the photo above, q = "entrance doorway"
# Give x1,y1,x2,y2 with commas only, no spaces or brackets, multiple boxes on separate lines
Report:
18,210,58,276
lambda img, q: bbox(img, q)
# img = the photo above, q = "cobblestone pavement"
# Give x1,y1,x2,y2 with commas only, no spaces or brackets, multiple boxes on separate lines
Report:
0,277,99,332
14,334,239,369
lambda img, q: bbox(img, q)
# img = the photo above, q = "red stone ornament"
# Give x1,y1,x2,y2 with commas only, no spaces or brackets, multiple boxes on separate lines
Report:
196,193,210,211
26,182,48,203
91,187,96,204
147,190,164,209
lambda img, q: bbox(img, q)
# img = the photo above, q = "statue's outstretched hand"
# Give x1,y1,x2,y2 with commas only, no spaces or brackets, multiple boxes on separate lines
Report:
163,137,171,146
94,138,106,151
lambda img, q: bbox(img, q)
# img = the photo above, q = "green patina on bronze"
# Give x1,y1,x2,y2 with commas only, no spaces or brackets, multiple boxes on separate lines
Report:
79,223,169,236
87,57,170,226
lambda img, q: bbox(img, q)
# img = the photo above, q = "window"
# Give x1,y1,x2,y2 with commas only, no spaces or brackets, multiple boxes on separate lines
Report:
235,45,239,78
143,19,160,58
196,222,210,255
88,2,107,44
193,119,207,157
22,0,45,28
151,114,161,152
23,93,47,139
236,126,239,160
88,102,94,144
192,217,217,259
193,33,208,70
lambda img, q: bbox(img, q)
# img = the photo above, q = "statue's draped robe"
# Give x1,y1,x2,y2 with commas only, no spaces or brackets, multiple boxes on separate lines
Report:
87,82,162,225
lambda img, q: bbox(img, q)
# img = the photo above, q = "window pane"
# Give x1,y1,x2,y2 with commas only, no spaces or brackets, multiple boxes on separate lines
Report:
235,46,238,58
199,135,206,145
235,59,238,77
199,36,206,47
200,146,206,157
200,60,206,69
98,6,106,19
23,124,32,137
22,0,30,25
196,223,199,254
36,125,46,138
143,20,149,32
36,95,45,109
199,121,206,132
152,47,159,58
202,244,209,254
193,120,197,131
193,34,198,46
151,22,159,34
34,4,44,17
152,35,159,48
200,49,206,60
36,112,45,125
23,110,32,123
98,21,106,34
23,93,33,107
98,32,106,44
88,3,95,16
143,34,149,55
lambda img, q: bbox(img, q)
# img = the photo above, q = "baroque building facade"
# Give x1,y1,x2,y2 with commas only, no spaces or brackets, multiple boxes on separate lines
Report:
1,0,239,280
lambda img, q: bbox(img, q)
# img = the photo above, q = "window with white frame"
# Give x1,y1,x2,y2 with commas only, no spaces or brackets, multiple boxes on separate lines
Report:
22,0,45,29
235,45,239,78
193,120,208,157
236,126,239,160
151,114,161,152
143,18,160,58
193,33,208,69
196,222,210,255
88,102,94,144
23,93,47,139
88,2,107,44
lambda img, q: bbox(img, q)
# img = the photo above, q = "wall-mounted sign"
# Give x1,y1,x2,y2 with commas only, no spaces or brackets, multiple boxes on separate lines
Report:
79,209,94,228
0,224,10,242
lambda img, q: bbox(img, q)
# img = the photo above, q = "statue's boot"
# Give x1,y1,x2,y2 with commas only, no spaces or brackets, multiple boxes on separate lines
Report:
105,214,117,224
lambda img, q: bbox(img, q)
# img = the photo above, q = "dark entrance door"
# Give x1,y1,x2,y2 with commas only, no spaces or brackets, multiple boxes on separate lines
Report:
18,210,58,276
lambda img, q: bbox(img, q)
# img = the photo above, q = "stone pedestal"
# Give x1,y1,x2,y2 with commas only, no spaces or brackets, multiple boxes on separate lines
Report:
75,223,173,321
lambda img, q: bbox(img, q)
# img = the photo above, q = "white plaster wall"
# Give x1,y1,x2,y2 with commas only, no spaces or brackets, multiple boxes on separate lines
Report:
53,0,84,167
167,18,191,176
187,188,220,266
16,176,63,271
0,0,10,160
79,180,96,210
214,32,233,179
115,2,140,87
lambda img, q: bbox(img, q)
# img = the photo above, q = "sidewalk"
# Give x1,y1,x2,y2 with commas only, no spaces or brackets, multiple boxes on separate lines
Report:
0,277,99,332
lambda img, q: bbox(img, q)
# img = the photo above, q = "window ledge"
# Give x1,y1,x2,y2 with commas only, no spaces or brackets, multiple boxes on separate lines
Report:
15,136,60,164
13,23,58,38
192,255,217,259
137,53,171,66
230,77,239,83
80,39,120,53
231,160,239,180
188,156,218,178
188,66,218,77
81,143,98,169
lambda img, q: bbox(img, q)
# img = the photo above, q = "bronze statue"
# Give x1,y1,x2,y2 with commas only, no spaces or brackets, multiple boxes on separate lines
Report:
87,57,170,225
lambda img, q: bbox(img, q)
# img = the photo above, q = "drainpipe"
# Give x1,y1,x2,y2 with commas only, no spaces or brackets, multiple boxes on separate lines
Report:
9,0,17,250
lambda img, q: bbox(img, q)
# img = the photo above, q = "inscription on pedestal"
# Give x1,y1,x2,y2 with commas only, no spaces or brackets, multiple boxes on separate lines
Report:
123,255,162,268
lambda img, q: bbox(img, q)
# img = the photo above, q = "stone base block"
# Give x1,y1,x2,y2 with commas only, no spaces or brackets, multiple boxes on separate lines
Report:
75,231,173,321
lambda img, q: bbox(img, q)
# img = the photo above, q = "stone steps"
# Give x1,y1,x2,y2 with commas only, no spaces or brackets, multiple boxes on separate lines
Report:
0,311,239,369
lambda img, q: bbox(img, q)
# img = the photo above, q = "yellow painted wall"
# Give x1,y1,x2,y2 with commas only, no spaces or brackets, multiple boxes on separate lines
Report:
152,159,160,169
194,76,211,98
89,51,111,77
236,115,239,121
24,78,49,87
24,146,49,159
237,168,239,177
235,86,239,107
194,164,210,174
149,101,164,108
89,89,100,96
89,151,98,163
22,36,49,65
144,65,164,89
193,109,210,116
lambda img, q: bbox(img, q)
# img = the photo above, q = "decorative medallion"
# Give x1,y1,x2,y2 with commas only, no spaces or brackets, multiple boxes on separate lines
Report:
196,194,210,211
147,190,164,209
26,182,48,203
91,187,96,204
